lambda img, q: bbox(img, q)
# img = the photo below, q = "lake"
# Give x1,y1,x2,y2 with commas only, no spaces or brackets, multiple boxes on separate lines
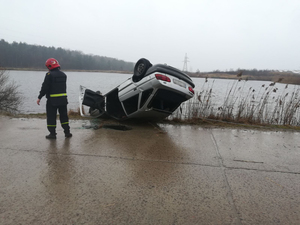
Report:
6,70,299,114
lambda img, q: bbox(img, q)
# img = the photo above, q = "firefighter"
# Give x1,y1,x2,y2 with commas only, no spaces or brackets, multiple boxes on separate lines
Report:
37,58,72,139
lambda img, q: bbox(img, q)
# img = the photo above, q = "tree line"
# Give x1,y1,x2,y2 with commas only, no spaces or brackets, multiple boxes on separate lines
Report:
0,39,134,71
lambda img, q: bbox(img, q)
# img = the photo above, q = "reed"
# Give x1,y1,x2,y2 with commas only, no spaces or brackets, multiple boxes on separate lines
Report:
170,79,300,126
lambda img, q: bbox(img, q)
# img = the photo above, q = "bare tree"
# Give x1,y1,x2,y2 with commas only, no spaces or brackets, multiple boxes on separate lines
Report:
0,68,22,113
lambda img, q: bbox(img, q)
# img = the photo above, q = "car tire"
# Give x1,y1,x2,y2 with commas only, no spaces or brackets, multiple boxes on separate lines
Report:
133,58,152,82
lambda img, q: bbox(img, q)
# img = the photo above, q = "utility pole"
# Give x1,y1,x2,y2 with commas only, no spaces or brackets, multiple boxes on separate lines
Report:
182,53,189,72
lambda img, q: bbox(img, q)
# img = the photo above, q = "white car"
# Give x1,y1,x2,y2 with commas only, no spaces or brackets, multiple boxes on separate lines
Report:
79,58,195,121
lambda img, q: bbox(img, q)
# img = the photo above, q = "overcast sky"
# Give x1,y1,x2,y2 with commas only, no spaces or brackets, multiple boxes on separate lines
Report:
0,0,299,72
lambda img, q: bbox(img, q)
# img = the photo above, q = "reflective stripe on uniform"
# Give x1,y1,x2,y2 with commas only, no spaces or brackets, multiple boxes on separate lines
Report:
47,125,57,127
61,122,69,125
50,93,67,97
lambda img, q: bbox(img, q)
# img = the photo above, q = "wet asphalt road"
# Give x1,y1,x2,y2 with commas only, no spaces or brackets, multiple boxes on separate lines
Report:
0,116,300,225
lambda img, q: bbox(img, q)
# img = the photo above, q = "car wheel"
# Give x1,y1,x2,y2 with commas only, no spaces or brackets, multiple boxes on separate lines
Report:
133,58,152,82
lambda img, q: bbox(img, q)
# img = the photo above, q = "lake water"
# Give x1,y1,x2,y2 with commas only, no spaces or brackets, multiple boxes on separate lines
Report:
6,70,299,114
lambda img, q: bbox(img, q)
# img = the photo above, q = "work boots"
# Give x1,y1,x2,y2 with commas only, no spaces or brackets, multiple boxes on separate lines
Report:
64,129,72,138
45,133,72,139
46,129,72,139
65,133,73,138
46,133,57,139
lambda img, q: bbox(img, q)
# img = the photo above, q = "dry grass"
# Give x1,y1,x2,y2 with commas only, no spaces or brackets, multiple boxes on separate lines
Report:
68,107,87,119
68,108,81,116
170,78,300,127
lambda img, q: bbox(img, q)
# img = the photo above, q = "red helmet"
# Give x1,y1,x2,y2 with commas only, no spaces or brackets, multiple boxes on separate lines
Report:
45,58,60,70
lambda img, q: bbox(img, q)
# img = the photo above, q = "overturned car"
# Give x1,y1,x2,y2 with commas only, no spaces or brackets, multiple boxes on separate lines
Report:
79,58,195,121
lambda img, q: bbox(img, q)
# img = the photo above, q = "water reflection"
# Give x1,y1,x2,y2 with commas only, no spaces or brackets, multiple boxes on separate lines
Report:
42,138,76,214
81,120,187,187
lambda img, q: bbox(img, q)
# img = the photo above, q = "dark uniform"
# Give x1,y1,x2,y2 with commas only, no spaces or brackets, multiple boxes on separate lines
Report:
38,68,71,137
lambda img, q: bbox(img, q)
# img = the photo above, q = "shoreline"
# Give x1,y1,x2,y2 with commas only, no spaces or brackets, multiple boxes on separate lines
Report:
3,113,300,132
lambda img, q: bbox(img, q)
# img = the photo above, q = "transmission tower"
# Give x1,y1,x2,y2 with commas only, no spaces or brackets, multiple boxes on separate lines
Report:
182,53,189,72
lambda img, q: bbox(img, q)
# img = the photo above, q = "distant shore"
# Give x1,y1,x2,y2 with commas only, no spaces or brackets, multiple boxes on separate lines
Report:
5,67,133,74
4,67,300,85
187,72,300,85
